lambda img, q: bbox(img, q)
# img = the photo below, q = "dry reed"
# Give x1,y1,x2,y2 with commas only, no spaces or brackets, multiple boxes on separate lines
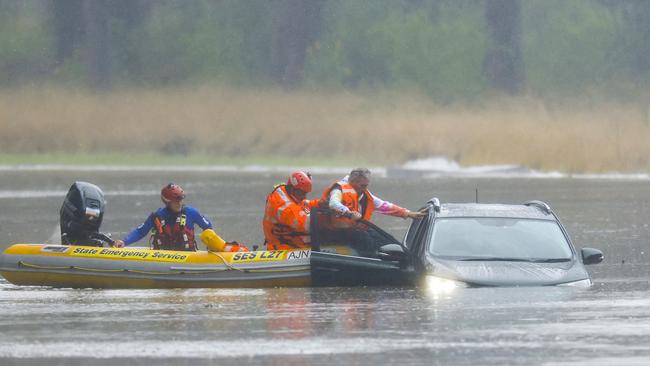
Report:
1,86,649,172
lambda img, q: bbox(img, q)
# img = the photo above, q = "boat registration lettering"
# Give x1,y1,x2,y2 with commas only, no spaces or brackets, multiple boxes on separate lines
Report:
231,251,285,262
287,250,310,260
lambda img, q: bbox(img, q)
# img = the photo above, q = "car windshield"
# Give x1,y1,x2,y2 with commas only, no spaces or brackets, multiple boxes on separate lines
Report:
429,217,573,261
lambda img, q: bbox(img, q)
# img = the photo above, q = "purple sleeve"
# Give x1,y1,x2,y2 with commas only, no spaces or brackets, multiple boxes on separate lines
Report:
372,194,409,217
123,214,155,245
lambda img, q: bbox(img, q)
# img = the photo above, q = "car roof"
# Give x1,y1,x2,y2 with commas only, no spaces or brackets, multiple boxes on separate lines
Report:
437,203,556,220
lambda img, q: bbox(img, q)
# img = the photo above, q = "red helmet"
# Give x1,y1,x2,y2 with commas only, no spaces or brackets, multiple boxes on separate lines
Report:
287,171,312,193
161,183,185,203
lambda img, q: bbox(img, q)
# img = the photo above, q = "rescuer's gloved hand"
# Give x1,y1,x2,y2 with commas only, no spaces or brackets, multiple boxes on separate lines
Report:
342,211,362,221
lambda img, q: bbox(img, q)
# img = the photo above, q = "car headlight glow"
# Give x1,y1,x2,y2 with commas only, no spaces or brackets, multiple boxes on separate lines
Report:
556,278,592,288
425,275,467,294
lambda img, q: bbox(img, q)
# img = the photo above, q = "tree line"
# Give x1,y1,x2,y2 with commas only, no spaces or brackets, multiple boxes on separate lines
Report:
1,0,648,99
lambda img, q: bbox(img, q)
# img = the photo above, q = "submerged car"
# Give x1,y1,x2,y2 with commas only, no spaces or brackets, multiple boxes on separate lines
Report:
311,199,603,288
405,199,604,288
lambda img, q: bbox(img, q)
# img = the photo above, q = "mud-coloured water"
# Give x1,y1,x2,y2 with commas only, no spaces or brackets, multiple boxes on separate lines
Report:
1,169,650,365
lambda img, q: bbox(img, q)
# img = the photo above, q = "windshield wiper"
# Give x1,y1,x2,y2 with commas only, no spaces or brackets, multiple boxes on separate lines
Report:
457,257,532,262
456,257,571,263
528,258,571,263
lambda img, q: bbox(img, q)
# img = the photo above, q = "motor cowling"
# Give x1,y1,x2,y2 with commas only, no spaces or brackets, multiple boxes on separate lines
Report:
60,181,106,246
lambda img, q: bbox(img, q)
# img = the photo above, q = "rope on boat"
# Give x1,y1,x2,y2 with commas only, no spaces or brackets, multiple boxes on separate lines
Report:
16,260,308,276
204,252,310,273
207,251,243,272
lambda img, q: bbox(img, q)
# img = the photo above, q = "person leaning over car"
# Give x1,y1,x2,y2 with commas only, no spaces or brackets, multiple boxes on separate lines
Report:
319,168,426,255
112,183,213,251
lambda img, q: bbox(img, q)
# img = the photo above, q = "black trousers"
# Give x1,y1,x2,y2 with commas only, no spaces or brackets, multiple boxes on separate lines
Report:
319,227,393,257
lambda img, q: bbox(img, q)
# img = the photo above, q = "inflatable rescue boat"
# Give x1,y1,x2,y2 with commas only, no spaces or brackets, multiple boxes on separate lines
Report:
0,244,312,288
0,181,411,288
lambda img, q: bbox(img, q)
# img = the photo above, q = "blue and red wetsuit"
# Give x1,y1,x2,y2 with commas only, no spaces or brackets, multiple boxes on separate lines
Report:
122,206,212,251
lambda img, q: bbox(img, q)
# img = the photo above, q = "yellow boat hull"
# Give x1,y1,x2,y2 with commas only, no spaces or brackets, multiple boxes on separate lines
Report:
0,244,312,289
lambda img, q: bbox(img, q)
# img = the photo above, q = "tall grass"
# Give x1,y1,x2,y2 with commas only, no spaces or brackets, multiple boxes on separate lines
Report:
1,86,649,172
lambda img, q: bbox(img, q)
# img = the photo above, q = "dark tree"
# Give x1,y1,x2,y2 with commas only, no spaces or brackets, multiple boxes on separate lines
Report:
270,0,325,88
83,0,111,89
627,1,650,77
50,0,85,66
483,0,524,94
109,0,151,80
599,0,650,80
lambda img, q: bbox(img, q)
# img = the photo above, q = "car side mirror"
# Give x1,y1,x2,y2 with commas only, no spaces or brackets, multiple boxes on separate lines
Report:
378,244,408,262
581,248,604,265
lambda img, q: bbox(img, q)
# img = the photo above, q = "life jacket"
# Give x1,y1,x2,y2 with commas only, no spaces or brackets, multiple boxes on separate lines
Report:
263,184,312,251
320,181,375,229
150,208,197,251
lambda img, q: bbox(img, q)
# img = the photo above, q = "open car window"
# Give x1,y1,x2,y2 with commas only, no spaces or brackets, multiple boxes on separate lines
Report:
404,215,426,249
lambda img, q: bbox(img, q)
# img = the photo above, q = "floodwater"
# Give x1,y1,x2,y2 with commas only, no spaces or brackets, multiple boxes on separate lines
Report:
1,169,650,365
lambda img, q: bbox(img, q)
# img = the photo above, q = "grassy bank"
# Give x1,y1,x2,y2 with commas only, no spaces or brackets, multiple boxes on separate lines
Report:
0,152,367,168
1,86,649,172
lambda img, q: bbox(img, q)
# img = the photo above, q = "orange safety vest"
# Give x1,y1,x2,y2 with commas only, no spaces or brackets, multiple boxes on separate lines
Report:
263,184,319,250
321,181,375,229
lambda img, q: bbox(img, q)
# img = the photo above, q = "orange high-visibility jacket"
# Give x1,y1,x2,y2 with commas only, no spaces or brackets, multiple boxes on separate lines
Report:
321,180,375,229
263,184,320,250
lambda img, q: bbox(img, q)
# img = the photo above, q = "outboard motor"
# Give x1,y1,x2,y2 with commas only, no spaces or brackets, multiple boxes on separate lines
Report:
60,181,108,246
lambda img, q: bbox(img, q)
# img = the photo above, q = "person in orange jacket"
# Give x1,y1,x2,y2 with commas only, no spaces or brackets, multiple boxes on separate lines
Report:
319,167,426,256
263,171,321,250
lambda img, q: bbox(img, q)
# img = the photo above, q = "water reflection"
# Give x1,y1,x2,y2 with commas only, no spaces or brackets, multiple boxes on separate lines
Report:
266,288,312,337
2,279,650,364
3,173,650,364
